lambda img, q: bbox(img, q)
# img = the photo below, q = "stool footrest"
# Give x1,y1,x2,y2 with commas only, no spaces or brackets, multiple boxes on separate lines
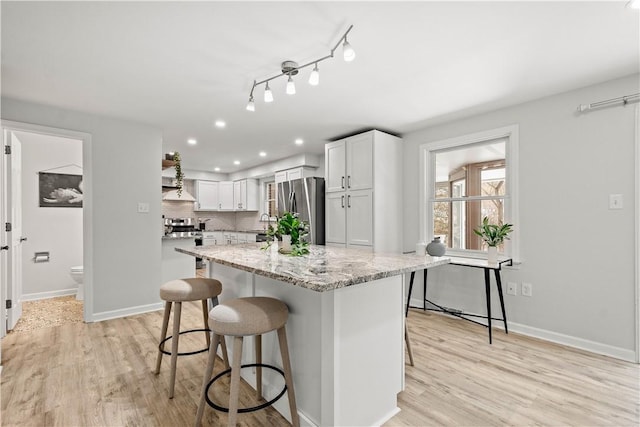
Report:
205,363,287,413
159,328,210,356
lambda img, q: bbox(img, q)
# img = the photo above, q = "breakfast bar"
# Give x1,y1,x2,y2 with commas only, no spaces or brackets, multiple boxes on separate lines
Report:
177,243,449,427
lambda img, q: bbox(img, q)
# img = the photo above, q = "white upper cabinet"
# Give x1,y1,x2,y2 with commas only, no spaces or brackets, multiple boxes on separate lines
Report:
274,167,317,184
345,133,373,191
218,181,234,210
233,179,259,211
325,141,346,193
326,134,373,193
195,180,219,210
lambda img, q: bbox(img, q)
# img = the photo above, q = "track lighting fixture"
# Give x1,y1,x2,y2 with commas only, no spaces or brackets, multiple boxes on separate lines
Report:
246,25,354,111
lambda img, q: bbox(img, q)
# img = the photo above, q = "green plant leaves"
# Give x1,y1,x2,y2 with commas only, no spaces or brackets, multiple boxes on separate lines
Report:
473,216,513,247
260,211,310,256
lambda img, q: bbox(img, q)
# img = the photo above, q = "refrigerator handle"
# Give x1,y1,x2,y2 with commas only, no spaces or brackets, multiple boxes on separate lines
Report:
290,190,296,213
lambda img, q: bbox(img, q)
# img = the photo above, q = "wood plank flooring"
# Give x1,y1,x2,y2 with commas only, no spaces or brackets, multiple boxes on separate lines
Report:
1,303,638,426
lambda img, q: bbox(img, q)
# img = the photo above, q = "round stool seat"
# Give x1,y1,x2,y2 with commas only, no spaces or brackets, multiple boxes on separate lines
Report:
160,278,222,302
209,297,288,336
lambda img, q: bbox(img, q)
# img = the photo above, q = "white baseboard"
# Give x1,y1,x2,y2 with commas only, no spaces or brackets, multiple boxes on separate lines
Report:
92,302,163,322
506,321,636,363
22,288,77,301
408,298,636,363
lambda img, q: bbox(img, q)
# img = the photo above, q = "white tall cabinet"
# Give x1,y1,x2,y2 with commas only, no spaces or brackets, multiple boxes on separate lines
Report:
325,130,403,252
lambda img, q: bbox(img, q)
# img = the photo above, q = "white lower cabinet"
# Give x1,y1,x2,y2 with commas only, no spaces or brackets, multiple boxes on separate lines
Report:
326,190,373,247
345,190,373,246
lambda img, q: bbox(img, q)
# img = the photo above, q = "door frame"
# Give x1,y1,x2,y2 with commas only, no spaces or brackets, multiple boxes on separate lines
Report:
0,120,93,324
635,105,640,364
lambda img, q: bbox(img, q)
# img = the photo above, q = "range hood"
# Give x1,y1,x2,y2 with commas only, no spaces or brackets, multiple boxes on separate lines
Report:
162,189,196,202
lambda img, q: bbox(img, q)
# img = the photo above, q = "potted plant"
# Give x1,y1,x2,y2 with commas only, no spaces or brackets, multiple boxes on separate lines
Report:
173,152,184,197
473,216,513,263
263,212,310,256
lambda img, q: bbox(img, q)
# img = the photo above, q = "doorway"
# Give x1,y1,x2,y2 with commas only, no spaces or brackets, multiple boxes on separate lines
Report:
1,122,90,346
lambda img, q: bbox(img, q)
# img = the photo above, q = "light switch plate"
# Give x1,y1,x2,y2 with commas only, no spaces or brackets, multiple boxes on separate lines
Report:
137,202,150,213
609,194,623,210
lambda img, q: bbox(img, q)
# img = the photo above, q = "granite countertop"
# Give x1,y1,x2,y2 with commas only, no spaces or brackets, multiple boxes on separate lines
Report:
176,243,450,292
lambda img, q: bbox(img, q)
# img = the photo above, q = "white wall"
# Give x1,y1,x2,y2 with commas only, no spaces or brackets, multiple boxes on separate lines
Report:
403,74,639,360
18,131,83,297
2,98,163,319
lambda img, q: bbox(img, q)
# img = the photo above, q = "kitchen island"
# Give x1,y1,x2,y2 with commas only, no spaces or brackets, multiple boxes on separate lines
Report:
177,243,449,427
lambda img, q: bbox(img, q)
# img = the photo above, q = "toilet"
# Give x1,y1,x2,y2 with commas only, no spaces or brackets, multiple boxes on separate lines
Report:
70,265,84,301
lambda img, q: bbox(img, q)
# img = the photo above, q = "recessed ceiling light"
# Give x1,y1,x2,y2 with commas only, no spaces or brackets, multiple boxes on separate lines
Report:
295,138,304,145
259,151,267,157
214,120,226,128
187,138,197,145
214,167,220,172
233,160,240,165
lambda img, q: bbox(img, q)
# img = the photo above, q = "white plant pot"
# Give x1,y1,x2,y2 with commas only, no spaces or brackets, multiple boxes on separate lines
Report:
281,234,292,252
487,246,498,264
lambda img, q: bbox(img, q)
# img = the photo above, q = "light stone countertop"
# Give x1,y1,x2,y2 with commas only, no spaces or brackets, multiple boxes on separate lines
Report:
176,243,450,292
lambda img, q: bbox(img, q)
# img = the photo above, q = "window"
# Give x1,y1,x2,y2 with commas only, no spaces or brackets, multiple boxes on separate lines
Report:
264,180,277,218
420,125,519,259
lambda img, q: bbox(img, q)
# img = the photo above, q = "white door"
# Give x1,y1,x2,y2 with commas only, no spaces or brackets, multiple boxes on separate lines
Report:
346,133,373,191
325,140,346,193
4,131,24,330
346,189,373,247
325,192,346,245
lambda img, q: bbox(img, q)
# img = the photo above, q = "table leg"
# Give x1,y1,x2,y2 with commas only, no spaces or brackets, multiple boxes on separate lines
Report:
484,268,492,344
494,269,508,334
406,271,415,318
423,269,428,311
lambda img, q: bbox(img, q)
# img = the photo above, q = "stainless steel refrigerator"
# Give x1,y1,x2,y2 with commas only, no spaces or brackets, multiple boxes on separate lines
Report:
277,177,325,245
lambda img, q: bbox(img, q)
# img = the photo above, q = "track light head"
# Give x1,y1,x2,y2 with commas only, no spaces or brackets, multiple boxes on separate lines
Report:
264,82,273,103
343,38,355,62
286,74,296,95
309,63,320,86
246,96,255,111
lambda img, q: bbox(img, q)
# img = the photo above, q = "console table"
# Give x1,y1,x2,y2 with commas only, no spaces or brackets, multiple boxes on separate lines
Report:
406,256,513,344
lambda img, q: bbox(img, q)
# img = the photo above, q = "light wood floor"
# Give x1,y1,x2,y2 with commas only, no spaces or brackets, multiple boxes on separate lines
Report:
1,302,638,426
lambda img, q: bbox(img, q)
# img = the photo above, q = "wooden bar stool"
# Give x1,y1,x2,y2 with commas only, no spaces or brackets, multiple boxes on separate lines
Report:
195,296,299,427
155,278,228,398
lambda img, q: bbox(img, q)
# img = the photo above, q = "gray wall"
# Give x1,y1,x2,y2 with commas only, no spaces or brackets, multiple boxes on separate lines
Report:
403,74,639,360
2,97,163,319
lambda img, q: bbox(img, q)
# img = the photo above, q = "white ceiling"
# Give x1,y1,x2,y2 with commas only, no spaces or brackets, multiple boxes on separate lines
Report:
2,1,638,173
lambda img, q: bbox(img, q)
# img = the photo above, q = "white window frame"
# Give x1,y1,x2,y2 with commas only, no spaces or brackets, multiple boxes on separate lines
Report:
260,178,277,220
419,124,520,261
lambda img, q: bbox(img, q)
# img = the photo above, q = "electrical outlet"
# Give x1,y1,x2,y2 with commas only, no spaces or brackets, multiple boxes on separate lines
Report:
507,282,517,296
522,282,533,297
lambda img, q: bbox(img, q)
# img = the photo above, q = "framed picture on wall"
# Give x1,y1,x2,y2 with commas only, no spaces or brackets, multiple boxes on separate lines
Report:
38,172,83,208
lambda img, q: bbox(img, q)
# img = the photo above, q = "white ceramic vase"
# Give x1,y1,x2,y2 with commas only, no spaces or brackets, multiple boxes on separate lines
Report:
281,234,292,252
487,246,498,264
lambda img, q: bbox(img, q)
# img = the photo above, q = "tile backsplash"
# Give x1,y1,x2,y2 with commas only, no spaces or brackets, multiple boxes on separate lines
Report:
162,180,264,231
